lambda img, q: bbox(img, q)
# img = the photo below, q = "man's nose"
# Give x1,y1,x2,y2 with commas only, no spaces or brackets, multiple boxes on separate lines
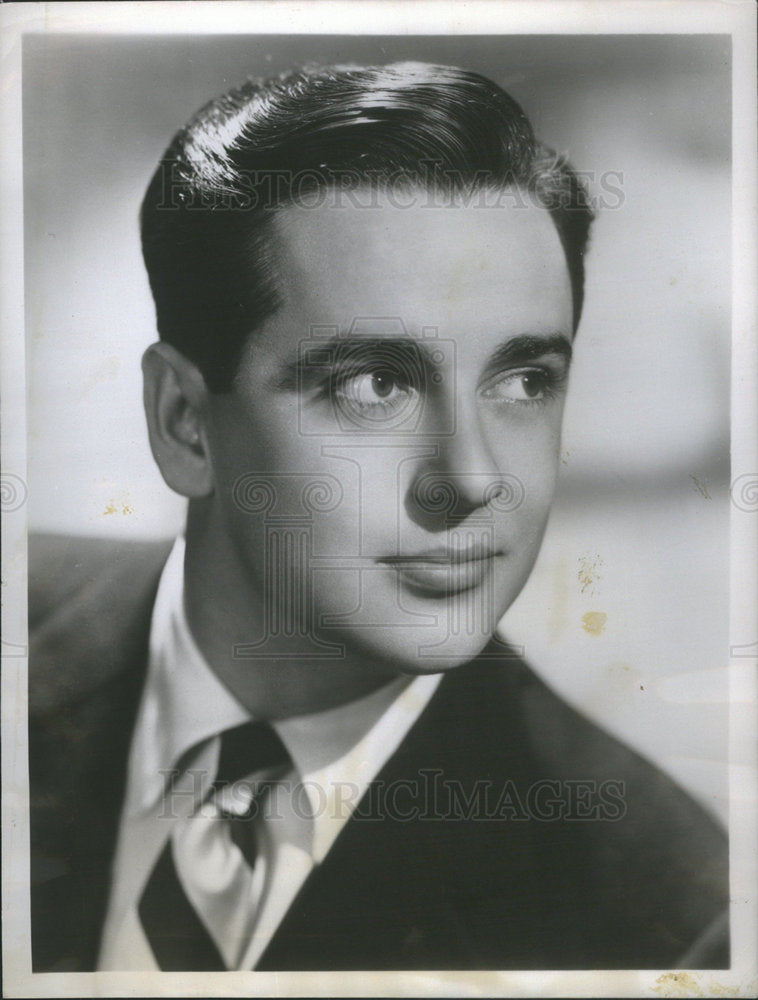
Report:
406,403,511,529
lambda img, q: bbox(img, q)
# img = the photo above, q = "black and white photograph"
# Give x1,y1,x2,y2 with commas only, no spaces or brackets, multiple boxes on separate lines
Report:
1,2,756,997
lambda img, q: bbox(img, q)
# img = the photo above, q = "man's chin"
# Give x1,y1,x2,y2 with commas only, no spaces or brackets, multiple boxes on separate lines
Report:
325,624,502,677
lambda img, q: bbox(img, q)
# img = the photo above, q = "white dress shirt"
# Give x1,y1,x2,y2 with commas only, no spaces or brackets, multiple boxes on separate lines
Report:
97,537,442,970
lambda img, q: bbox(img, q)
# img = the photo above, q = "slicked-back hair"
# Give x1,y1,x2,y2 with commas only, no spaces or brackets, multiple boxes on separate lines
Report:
141,62,593,392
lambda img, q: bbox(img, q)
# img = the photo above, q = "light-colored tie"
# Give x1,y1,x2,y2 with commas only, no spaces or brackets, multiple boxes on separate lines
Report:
139,720,291,970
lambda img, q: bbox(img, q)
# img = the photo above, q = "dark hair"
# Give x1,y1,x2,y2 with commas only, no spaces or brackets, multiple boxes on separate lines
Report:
141,62,593,391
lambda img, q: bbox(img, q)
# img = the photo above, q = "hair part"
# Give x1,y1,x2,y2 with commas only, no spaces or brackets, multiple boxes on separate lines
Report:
141,62,594,392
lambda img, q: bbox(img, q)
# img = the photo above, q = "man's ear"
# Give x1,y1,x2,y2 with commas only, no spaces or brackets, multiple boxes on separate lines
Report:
142,342,214,498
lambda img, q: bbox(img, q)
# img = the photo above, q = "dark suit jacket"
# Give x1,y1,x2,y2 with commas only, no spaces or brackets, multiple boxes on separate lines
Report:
29,534,729,972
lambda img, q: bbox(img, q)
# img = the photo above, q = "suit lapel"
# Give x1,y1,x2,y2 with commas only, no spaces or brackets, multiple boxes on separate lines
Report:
29,539,171,971
257,647,565,970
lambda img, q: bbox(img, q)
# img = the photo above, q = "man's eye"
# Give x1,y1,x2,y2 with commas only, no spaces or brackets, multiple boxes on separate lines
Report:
344,369,404,405
333,367,416,418
485,369,558,404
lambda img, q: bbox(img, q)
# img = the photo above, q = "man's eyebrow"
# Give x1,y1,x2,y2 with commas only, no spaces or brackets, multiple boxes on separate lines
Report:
270,333,573,391
485,333,573,372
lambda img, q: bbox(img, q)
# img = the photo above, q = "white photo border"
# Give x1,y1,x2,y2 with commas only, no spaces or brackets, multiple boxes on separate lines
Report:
2,2,756,997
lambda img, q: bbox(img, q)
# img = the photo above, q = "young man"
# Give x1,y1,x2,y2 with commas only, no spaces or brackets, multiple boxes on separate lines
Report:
29,62,728,972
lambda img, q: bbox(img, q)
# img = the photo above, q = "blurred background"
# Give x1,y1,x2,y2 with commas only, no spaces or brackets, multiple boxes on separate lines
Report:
24,34,731,822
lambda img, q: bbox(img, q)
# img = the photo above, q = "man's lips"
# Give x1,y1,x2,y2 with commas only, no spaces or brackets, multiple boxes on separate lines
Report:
376,547,503,595
378,544,502,566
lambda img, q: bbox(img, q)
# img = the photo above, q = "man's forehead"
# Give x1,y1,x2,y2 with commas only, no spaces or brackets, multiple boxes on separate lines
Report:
274,190,562,250
270,195,570,310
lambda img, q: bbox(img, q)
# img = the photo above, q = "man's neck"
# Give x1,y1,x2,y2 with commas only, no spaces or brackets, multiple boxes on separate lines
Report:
182,508,400,720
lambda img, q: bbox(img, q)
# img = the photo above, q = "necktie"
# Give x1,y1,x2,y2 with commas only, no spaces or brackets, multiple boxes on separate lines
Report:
138,720,291,971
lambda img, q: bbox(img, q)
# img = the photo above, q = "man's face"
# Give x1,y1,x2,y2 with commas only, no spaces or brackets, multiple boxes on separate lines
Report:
204,192,573,674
